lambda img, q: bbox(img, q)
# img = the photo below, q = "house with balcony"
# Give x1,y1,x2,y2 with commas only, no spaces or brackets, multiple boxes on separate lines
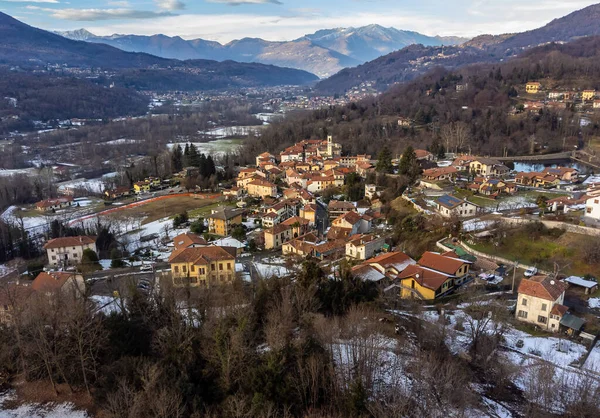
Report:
169,246,237,287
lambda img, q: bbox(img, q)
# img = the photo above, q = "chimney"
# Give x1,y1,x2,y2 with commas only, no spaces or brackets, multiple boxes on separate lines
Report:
80,237,83,243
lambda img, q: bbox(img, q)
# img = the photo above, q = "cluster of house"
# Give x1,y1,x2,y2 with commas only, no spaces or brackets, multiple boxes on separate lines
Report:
418,154,585,219
350,249,473,300
523,82,600,111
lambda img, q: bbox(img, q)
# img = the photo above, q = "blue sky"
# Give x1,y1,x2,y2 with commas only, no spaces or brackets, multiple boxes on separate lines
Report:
1,0,597,42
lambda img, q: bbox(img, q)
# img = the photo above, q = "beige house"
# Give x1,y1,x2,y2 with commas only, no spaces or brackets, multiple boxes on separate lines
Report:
44,236,97,267
247,179,277,198
469,158,509,177
169,246,237,287
345,234,385,260
516,275,567,332
264,224,293,250
436,194,479,218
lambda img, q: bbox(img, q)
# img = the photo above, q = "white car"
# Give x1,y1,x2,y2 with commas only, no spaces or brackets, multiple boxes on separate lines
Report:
140,264,154,272
524,267,538,277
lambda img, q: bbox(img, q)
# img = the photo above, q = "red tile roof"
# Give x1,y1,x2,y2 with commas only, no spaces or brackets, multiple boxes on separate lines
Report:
43,236,96,249
32,272,79,292
418,251,469,275
518,276,566,301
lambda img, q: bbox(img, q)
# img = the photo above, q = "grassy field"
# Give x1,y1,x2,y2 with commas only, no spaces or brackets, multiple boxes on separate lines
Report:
106,196,224,225
454,188,568,210
471,229,597,276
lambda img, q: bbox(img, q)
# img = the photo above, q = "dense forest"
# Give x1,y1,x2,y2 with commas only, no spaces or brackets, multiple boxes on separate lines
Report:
244,37,600,160
2,256,598,417
0,72,149,133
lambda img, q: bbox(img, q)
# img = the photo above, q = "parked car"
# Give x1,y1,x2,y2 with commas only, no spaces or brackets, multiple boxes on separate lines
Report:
140,264,154,272
524,267,538,277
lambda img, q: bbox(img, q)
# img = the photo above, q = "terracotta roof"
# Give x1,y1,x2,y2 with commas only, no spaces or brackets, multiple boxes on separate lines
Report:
399,264,450,291
169,246,236,264
282,216,310,226
173,233,208,250
248,179,276,188
337,211,362,225
423,166,458,178
364,252,415,276
418,251,469,275
327,226,352,240
36,196,73,208
265,223,292,235
550,304,569,317
31,272,80,292
328,200,356,211
518,276,566,301
43,236,96,249
414,149,433,159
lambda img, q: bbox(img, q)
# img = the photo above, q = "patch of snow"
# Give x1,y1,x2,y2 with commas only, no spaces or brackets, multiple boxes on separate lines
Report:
588,298,600,309
0,390,89,418
252,262,291,278
90,295,122,316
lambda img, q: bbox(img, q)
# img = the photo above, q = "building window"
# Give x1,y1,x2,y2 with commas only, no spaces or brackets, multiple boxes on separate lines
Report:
73,253,78,258
517,310,528,319
174,266,179,273
199,268,205,275
182,265,187,273
541,303,547,311
538,315,547,324
228,263,232,270
587,207,593,214
219,263,223,271
191,265,195,272
521,298,527,306
52,256,56,260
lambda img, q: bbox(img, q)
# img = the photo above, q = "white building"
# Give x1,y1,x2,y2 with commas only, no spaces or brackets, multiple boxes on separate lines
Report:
44,236,97,267
516,275,567,332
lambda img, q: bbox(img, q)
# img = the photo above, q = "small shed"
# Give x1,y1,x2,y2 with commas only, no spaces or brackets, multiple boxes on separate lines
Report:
563,276,599,295
560,313,585,336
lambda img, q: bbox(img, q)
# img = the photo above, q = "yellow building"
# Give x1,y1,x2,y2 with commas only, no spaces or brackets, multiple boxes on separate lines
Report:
397,251,471,300
247,179,277,199
264,224,293,250
207,207,244,236
582,90,596,101
169,246,237,287
133,181,151,194
525,82,541,94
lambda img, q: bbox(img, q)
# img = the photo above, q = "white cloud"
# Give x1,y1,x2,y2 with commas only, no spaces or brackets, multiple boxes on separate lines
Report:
37,1,600,42
155,0,186,11
26,6,175,21
206,0,283,5
1,0,59,3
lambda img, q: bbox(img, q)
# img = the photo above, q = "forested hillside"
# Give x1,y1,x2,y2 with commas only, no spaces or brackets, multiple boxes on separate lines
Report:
0,72,149,133
244,37,600,162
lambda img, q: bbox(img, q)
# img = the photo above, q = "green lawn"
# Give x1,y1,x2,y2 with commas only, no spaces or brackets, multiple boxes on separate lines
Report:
470,230,595,276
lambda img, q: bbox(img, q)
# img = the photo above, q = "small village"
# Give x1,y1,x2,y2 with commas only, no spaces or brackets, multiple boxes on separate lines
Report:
3,131,600,400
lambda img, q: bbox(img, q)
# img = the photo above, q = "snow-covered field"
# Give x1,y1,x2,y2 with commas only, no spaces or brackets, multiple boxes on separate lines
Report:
0,391,88,418
167,139,244,157
252,262,292,279
463,218,495,232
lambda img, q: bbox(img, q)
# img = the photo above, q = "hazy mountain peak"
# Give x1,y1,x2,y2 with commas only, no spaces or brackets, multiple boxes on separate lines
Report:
55,28,96,41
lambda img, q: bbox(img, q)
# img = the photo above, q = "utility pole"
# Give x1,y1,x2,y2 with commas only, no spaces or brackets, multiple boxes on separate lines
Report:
511,261,519,293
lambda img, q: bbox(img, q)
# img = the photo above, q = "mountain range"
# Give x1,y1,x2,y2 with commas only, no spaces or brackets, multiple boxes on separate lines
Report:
316,3,600,93
56,25,468,78
0,12,317,89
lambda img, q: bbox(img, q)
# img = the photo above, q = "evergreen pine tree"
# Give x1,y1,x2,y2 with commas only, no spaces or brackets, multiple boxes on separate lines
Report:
375,146,393,173
171,144,183,172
